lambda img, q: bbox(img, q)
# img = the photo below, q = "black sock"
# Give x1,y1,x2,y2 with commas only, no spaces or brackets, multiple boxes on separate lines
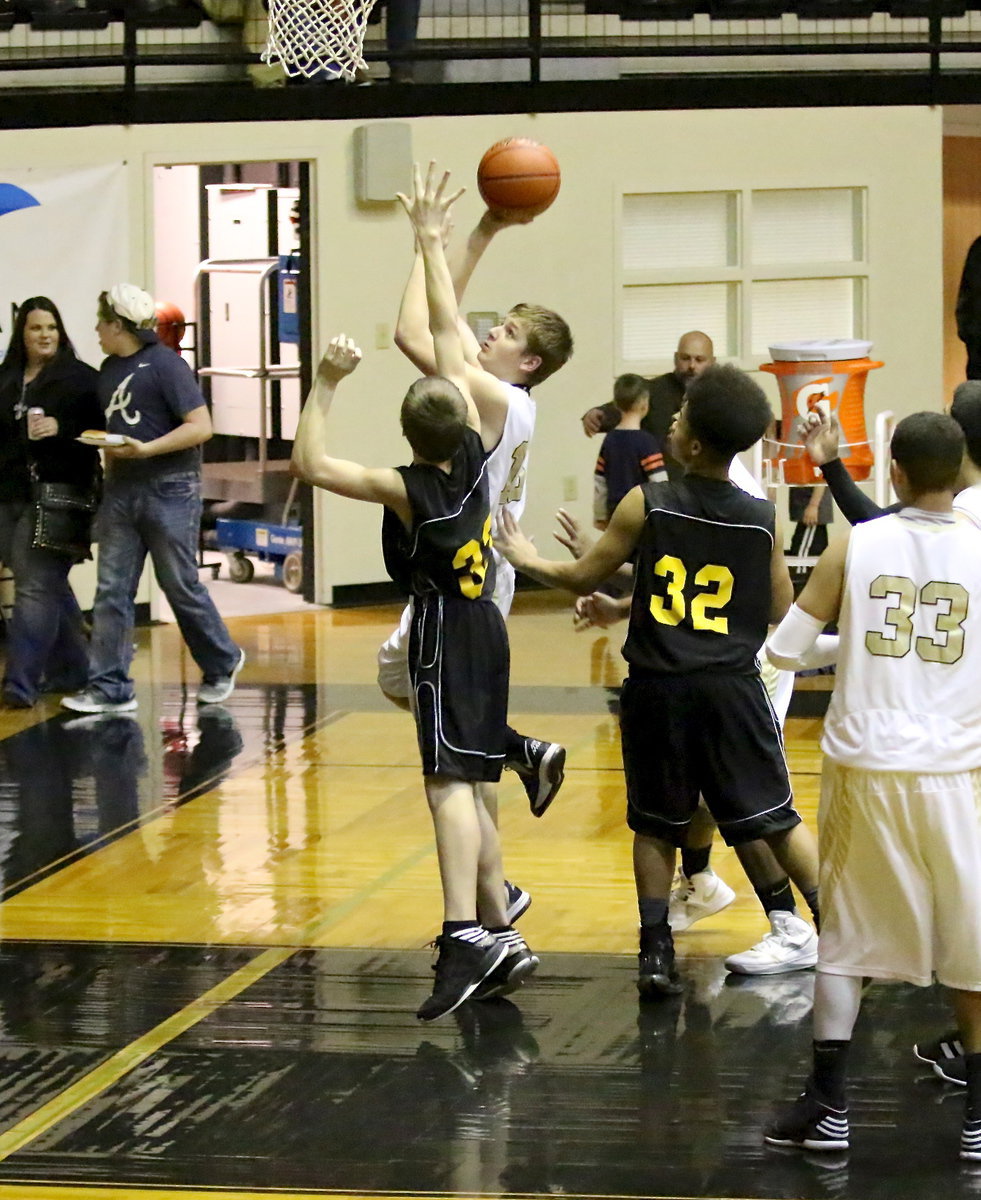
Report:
638,897,669,929
681,845,711,878
754,878,796,917
504,726,525,759
801,886,820,932
812,1039,850,1108
443,920,480,938
967,1052,981,1120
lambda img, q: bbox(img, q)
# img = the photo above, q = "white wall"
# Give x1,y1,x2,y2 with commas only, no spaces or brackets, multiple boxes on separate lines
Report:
0,106,942,603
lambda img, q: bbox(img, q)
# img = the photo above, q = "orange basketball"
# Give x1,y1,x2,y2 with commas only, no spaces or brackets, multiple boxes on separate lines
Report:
477,138,561,218
154,300,186,352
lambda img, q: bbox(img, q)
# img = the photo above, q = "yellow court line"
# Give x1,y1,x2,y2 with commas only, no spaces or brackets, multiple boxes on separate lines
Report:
0,945,291,1161
0,723,608,1163
0,811,450,1163
0,1186,763,1200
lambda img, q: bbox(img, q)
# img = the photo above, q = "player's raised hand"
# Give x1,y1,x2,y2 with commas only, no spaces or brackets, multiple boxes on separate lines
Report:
494,509,536,569
317,334,362,384
573,591,628,631
802,408,842,467
480,207,535,230
396,161,465,242
553,507,593,561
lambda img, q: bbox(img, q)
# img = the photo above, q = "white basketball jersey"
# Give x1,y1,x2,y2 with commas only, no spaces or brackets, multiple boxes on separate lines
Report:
823,509,981,772
728,455,764,499
728,454,795,721
486,383,536,617
953,481,981,530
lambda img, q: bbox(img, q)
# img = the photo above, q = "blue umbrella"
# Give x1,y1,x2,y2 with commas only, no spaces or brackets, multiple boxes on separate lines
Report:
0,183,40,217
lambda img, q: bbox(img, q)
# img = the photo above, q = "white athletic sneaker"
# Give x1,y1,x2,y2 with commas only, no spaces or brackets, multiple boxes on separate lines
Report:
668,869,736,933
197,649,246,706
724,910,818,975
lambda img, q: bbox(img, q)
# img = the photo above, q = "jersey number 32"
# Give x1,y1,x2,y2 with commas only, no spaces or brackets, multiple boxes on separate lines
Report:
648,554,734,634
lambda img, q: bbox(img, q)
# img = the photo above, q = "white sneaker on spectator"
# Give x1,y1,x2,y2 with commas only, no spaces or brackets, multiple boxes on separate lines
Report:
668,869,736,933
197,649,245,706
61,689,137,715
724,910,818,975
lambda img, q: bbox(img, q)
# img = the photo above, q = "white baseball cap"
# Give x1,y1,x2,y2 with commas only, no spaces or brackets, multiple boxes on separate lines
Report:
107,283,157,328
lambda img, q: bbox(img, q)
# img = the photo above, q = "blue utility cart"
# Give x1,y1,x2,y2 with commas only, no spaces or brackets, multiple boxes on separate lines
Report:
214,518,304,593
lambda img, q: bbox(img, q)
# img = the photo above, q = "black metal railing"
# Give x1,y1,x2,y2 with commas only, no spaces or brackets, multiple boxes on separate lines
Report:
2,0,981,112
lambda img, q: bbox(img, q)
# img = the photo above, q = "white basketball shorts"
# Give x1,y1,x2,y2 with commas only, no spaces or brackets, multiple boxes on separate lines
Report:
817,761,981,991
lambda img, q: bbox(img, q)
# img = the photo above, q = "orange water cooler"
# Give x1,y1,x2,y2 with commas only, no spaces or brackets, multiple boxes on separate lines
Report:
760,340,882,484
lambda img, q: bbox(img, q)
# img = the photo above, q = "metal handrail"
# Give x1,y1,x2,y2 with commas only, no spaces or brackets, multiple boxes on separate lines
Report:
0,0,972,90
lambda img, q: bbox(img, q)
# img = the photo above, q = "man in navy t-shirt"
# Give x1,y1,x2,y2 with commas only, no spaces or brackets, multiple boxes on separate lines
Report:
62,283,244,714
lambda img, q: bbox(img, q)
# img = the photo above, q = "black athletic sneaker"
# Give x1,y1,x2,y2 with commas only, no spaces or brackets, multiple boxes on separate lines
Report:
417,931,508,1022
637,927,683,998
764,1084,850,1152
455,997,540,1071
508,738,566,817
914,1030,964,1067
473,929,540,1000
934,1054,968,1086
503,880,531,924
962,1116,981,1162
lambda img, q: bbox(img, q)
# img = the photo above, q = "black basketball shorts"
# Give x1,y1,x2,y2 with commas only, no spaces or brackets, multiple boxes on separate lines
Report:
619,671,800,846
408,592,510,782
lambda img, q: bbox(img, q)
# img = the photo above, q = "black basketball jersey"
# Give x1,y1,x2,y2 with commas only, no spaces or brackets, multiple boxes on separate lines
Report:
623,475,775,675
382,427,497,601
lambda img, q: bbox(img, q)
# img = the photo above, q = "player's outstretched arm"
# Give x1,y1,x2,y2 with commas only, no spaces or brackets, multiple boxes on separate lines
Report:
290,335,408,518
397,163,485,440
573,591,631,631
553,506,591,559
395,212,469,373
553,504,633,582
766,534,847,671
769,515,795,624
451,208,526,304
804,410,885,525
394,204,494,374
496,486,644,595
394,249,432,375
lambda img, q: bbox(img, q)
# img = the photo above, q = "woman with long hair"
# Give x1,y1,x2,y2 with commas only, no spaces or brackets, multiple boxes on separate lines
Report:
0,297,103,708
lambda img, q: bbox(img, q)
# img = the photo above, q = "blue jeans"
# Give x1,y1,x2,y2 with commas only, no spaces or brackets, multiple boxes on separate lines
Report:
87,472,240,704
387,0,421,57
0,501,90,705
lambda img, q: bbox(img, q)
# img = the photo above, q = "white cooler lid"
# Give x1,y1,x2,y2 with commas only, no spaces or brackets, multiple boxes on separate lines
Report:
768,338,873,362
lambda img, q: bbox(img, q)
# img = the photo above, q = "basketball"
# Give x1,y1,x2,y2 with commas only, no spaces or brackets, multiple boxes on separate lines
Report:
154,300,186,352
477,138,561,218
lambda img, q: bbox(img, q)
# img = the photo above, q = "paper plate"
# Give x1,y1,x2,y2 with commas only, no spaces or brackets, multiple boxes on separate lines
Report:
77,431,126,447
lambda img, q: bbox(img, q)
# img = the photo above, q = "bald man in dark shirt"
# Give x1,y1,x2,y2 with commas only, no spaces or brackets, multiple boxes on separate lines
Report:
581,331,715,480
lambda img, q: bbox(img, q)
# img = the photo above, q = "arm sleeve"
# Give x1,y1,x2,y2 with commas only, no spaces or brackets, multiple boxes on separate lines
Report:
593,457,608,524
766,603,840,672
819,457,885,526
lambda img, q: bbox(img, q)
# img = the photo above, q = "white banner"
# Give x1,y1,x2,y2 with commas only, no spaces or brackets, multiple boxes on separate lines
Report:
0,162,129,369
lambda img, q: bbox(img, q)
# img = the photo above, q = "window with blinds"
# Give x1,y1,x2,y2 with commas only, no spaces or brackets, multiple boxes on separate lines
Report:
620,186,866,369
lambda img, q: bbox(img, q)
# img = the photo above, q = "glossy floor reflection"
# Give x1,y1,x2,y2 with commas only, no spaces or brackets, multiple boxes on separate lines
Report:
0,946,970,1199
0,596,973,1200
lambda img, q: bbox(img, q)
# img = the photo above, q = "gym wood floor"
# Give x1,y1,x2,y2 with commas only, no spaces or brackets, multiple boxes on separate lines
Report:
0,590,969,1200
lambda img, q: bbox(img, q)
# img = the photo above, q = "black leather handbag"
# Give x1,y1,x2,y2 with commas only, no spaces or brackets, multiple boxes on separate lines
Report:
31,474,100,561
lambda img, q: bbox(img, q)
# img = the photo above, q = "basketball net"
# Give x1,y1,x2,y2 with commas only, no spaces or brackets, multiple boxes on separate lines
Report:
262,0,378,81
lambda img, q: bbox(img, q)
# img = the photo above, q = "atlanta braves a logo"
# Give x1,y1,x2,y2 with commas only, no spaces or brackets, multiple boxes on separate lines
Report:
104,374,143,428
